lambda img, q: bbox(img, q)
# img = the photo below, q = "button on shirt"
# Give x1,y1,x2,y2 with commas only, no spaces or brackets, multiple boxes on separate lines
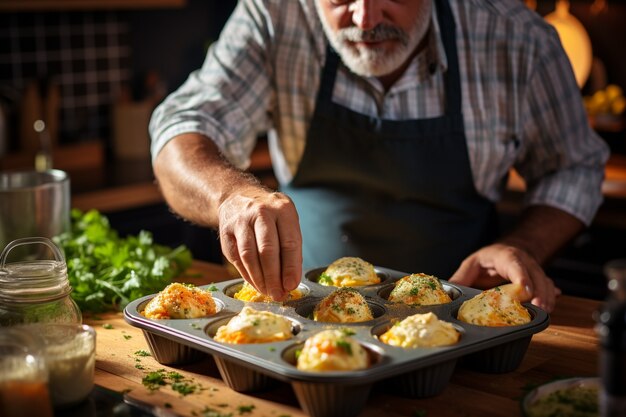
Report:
150,0,609,226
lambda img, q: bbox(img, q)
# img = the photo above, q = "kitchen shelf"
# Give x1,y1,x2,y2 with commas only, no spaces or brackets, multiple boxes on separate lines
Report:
0,0,186,11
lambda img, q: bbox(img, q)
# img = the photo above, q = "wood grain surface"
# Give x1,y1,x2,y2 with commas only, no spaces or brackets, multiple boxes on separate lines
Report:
86,261,602,417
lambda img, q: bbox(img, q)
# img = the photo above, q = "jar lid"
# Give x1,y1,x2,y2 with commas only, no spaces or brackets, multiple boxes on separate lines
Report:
0,237,72,303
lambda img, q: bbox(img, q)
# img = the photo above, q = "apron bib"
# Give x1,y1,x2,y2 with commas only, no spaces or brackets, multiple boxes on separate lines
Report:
282,0,498,278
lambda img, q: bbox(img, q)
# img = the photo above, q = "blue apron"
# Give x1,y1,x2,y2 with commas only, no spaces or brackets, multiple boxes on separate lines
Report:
281,0,498,278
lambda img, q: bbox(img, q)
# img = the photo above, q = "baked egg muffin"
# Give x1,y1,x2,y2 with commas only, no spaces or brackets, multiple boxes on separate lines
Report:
214,306,293,344
143,282,217,319
458,284,532,327
388,273,452,306
297,329,369,372
379,312,460,348
318,257,380,287
313,287,373,323
233,281,304,303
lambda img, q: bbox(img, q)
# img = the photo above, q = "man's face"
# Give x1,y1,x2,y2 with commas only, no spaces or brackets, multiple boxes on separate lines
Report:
315,0,433,78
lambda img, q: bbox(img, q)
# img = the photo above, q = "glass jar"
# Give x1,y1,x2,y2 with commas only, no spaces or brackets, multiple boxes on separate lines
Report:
0,237,81,326
0,326,54,417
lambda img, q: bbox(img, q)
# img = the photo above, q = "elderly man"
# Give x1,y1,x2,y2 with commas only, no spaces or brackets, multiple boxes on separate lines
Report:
150,0,608,311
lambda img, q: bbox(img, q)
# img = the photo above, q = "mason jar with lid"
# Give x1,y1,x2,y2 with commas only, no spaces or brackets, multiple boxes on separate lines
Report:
0,237,81,326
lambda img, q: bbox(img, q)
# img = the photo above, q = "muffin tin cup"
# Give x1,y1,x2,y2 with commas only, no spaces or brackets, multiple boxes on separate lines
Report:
124,265,550,417
291,381,372,417
213,356,278,392
141,331,208,365
380,358,458,398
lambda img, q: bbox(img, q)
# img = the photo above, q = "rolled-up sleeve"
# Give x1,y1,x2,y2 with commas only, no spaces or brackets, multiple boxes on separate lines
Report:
516,29,609,226
149,0,275,170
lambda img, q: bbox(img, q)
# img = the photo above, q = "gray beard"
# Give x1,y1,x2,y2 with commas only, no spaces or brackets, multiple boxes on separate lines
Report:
315,0,432,78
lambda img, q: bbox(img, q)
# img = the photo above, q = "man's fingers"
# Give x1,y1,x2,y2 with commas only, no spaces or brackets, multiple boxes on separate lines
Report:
254,215,285,301
276,204,302,292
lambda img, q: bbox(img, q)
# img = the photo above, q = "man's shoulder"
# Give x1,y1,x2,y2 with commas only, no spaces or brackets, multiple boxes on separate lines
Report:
452,0,561,52
454,0,555,35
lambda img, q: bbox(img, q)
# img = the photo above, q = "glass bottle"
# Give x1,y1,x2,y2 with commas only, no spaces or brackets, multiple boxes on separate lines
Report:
0,326,54,417
597,259,626,417
0,237,81,326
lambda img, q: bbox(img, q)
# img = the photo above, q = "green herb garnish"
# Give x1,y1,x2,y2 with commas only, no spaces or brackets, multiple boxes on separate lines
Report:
134,350,151,357
171,381,197,396
336,340,353,355
53,209,193,312
237,405,255,414
102,323,113,329
142,371,167,391
318,273,333,285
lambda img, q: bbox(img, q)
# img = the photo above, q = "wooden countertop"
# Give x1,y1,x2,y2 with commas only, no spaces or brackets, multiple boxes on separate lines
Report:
85,261,602,417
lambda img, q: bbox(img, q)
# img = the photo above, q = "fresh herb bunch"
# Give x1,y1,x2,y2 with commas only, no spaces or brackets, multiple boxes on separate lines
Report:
54,209,193,312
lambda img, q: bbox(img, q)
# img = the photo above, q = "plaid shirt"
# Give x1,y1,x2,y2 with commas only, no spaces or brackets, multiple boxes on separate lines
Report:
150,0,609,225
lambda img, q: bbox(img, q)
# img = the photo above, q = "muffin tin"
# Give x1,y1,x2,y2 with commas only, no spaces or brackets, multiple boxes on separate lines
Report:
124,266,550,417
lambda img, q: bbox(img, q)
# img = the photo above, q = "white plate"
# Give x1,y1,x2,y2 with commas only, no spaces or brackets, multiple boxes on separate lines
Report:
521,377,600,417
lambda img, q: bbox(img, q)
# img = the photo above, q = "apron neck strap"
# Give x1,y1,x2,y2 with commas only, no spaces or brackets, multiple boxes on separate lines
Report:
435,0,462,115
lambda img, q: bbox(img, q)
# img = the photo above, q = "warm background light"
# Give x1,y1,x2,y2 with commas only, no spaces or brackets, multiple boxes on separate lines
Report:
544,0,593,88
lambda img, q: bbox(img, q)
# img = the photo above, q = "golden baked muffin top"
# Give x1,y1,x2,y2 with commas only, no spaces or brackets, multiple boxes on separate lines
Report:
297,329,369,372
379,312,460,348
318,257,380,287
313,287,373,323
458,284,531,327
143,282,217,319
214,306,293,344
388,273,452,307
233,281,304,303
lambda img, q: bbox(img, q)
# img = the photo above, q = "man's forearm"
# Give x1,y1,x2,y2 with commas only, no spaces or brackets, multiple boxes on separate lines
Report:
153,133,265,227
498,205,585,265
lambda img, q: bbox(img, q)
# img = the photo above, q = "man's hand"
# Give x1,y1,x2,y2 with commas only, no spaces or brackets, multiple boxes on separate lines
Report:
154,134,303,301
218,189,302,301
448,243,560,312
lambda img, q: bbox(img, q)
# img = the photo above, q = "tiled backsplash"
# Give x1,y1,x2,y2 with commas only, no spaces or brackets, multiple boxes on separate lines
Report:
0,11,131,145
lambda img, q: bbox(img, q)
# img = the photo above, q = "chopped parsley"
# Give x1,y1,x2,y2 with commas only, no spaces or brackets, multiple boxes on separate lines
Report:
207,284,219,291
102,323,113,329
336,339,353,355
171,381,197,396
237,405,255,414
318,273,333,285
140,369,202,396
134,350,151,357
123,334,132,340
142,371,167,391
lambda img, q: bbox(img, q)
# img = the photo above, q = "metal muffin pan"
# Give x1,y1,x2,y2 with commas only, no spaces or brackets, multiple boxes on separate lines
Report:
124,266,549,417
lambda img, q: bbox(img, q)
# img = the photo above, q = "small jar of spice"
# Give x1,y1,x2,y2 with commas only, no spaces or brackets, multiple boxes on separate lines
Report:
0,237,81,326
